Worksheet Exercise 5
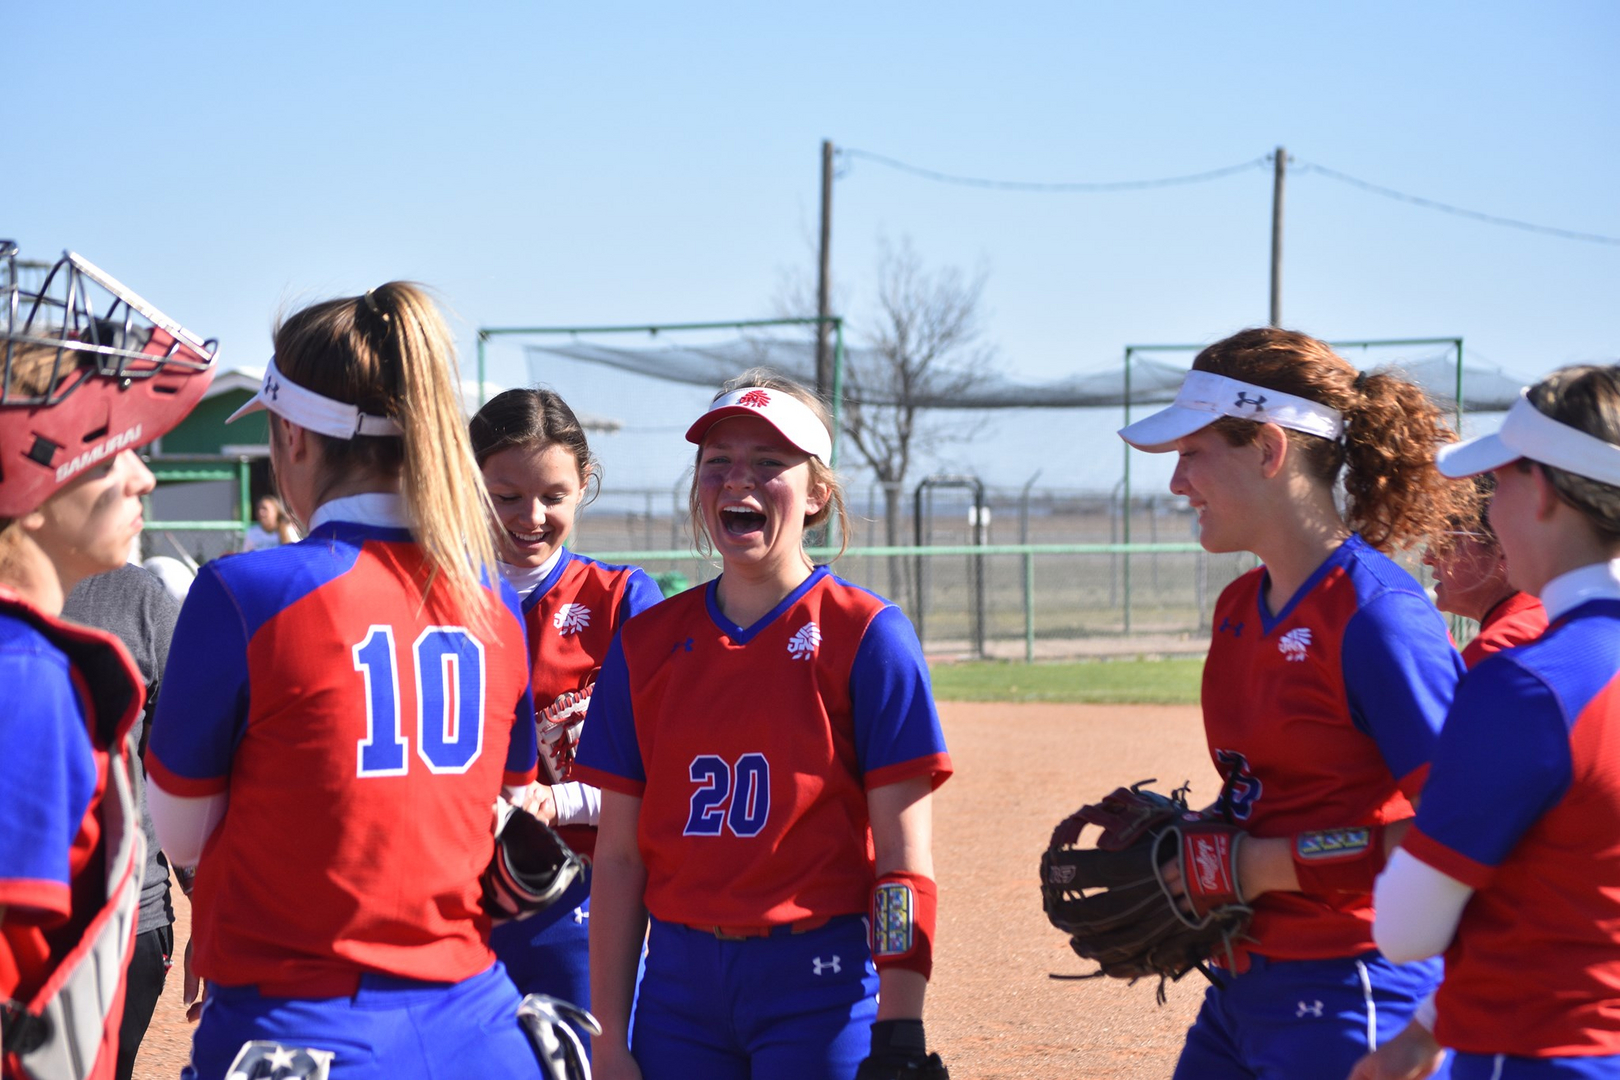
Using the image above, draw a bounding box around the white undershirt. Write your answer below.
[1374,558,1620,965]
[497,548,564,599]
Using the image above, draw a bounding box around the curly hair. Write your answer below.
[1195,327,1477,553]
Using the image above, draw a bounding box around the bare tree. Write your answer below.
[779,235,995,603]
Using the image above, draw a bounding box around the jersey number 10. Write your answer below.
[352,624,487,777]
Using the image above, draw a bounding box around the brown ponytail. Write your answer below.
[1197,327,1477,553]
[273,282,498,618]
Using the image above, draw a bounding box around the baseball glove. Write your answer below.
[1040,780,1252,1002]
[537,685,591,783]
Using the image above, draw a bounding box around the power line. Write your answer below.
[837,145,1620,247]
[836,148,1270,192]
[1293,160,1620,247]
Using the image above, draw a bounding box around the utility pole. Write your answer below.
[816,139,834,398]
[1270,145,1286,328]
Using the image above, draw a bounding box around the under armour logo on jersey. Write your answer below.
[669,636,695,655]
[1296,999,1324,1019]
[738,389,772,408]
[812,955,841,976]
[1218,617,1244,637]
[552,603,592,635]
[787,621,822,660]
[1234,391,1267,412]
[1277,627,1313,662]
[572,906,588,925]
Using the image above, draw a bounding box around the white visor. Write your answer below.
[1118,370,1345,453]
[685,386,832,461]
[226,355,403,440]
[1437,391,1620,485]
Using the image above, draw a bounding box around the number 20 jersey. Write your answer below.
[573,568,952,929]
[147,520,538,995]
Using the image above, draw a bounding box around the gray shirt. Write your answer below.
[62,564,181,935]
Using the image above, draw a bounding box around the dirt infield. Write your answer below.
[135,701,1214,1079]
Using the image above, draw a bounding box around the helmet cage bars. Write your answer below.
[2,241,217,407]
[0,241,218,517]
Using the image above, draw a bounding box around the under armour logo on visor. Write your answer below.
[265,375,281,401]
[738,389,772,408]
[1234,392,1266,412]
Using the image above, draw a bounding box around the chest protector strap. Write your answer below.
[5,752,144,1080]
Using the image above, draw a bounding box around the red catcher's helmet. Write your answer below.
[1,242,218,517]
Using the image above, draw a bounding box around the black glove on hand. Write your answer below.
[854,1020,949,1080]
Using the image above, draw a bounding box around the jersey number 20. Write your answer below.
[684,753,771,837]
[352,624,486,777]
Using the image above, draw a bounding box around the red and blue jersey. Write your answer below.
[1406,598,1620,1057]
[1460,590,1548,668]
[146,514,538,997]
[516,549,661,858]
[519,550,663,695]
[1202,535,1463,962]
[572,567,951,929]
[0,589,141,1001]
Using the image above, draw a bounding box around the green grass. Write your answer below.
[928,656,1204,705]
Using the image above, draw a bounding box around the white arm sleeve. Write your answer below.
[1373,848,1475,963]
[148,786,229,868]
[549,782,602,827]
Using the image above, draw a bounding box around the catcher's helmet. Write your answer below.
[1,241,217,517]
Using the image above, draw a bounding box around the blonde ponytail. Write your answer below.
[273,283,498,621]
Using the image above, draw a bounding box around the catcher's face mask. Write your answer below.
[1,242,218,517]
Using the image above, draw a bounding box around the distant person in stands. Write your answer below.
[1422,476,1548,668]
[242,494,298,550]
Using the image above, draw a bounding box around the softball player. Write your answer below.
[470,388,663,1029]
[1422,478,1547,668]
[144,283,547,1080]
[1118,328,1474,1079]
[0,242,215,1080]
[1355,365,1620,1080]
[573,371,952,1080]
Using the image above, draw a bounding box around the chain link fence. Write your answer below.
[573,483,1266,659]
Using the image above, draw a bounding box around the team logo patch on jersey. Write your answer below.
[787,621,822,660]
[552,603,592,635]
[1277,627,1312,661]
[872,881,914,958]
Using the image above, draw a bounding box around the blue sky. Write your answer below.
[10,2,1617,493]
